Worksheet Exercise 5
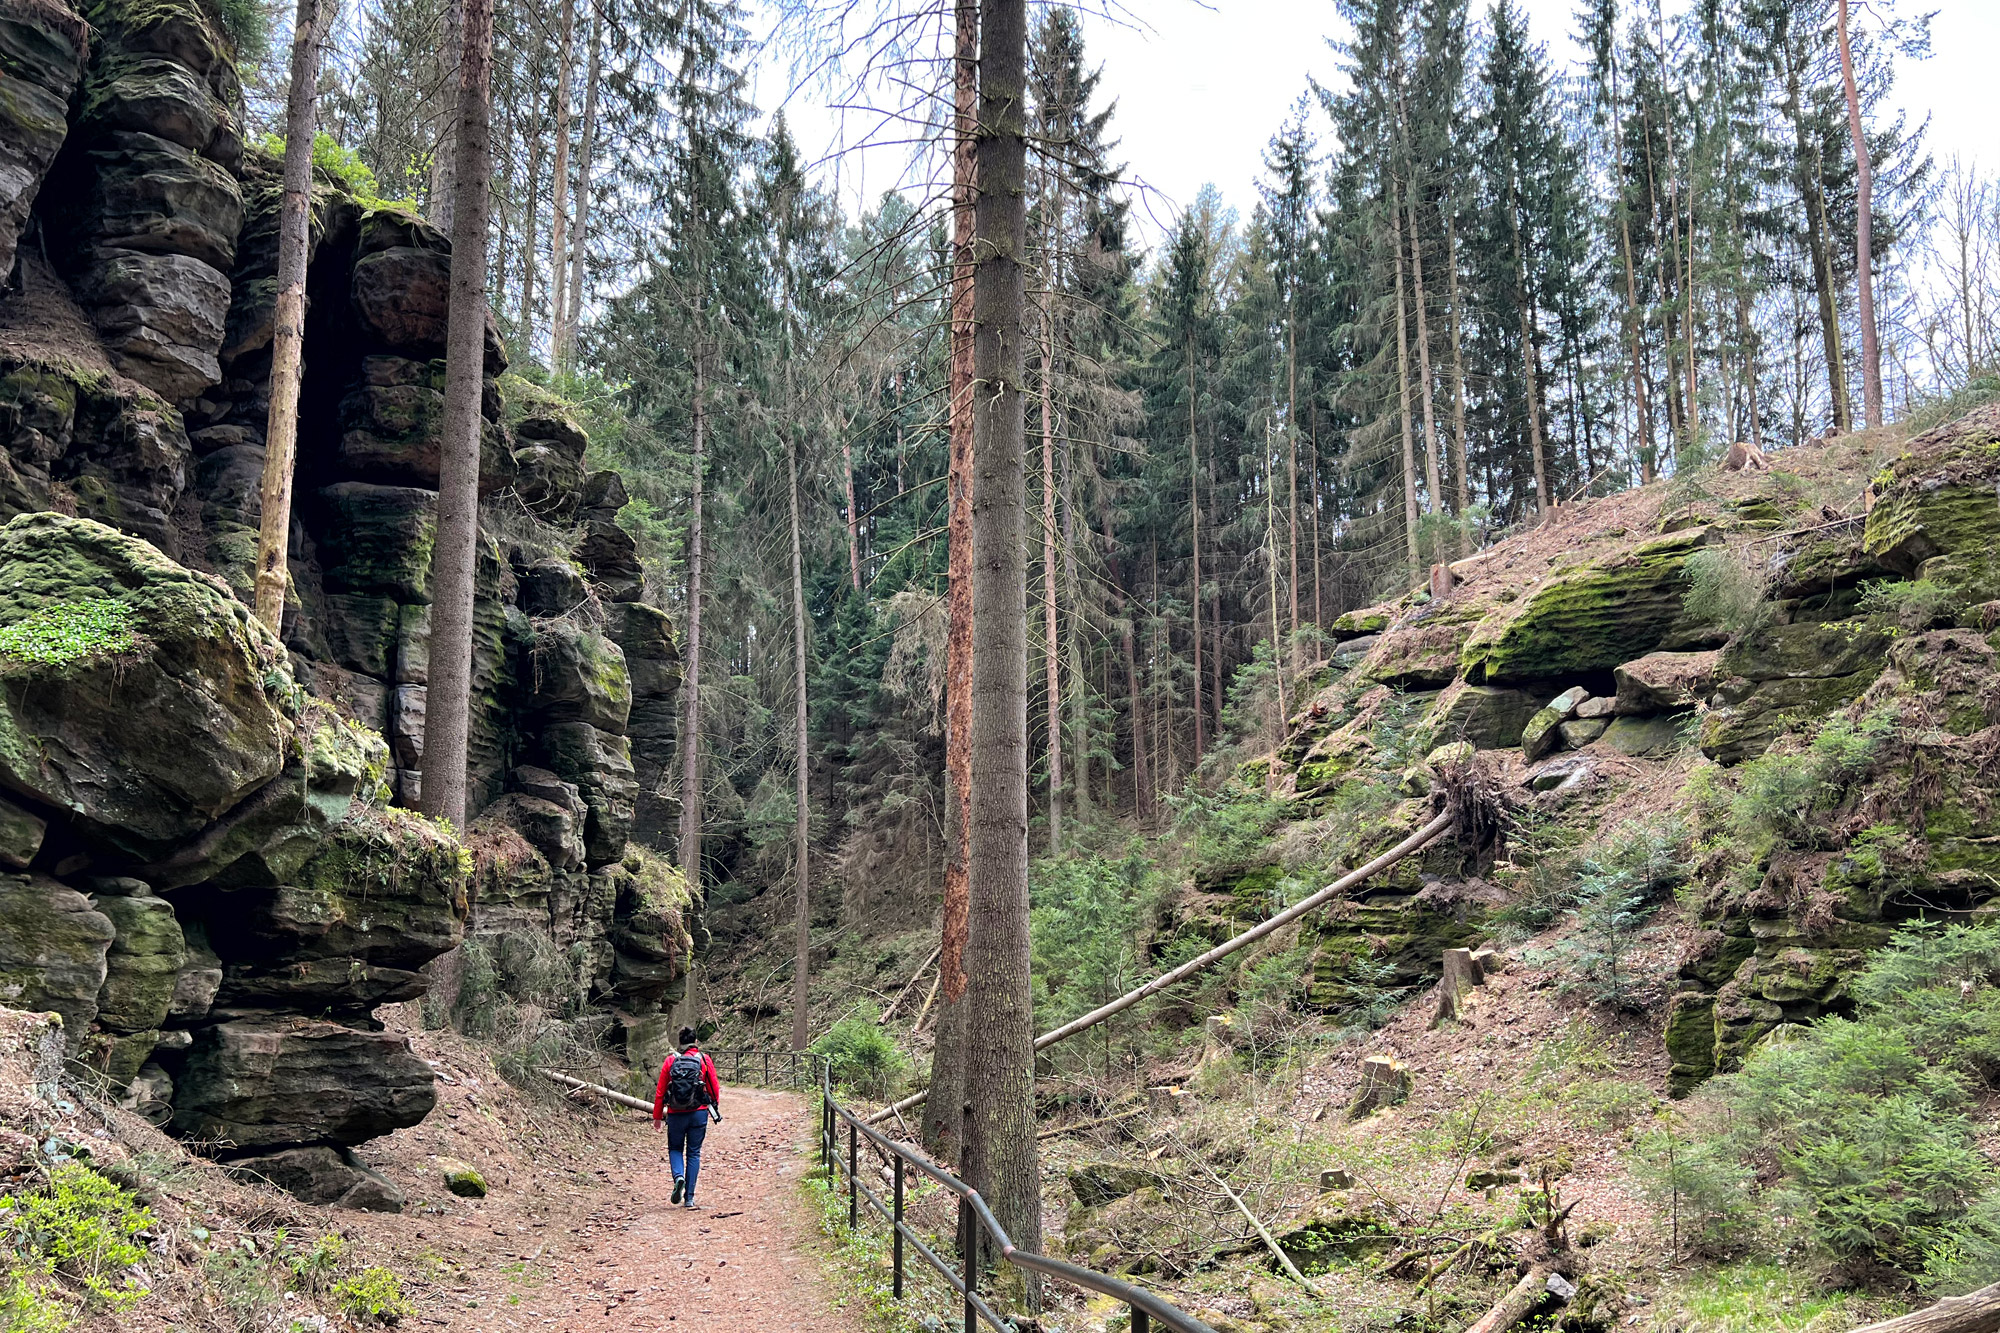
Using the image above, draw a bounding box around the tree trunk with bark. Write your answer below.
[252,0,323,633]
[417,0,492,830]
[921,0,977,1164]
[677,352,707,888]
[1443,212,1471,517]
[962,0,1041,1263]
[1405,183,1443,514]
[545,0,575,353]
[786,416,812,1053]
[1391,185,1421,562]
[1835,0,1881,427]
[555,10,601,373]
[1040,272,1061,856]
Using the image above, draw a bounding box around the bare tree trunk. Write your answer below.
[1187,341,1204,763]
[1443,211,1471,516]
[1506,165,1551,515]
[518,99,543,344]
[556,9,601,373]
[786,416,812,1053]
[1391,185,1421,562]
[1835,0,1881,428]
[1264,432,1286,760]
[1309,405,1322,619]
[677,352,707,889]
[418,0,493,830]
[963,0,1041,1263]
[1406,185,1443,514]
[921,0,976,1164]
[843,435,861,590]
[546,0,575,356]
[1062,439,1086,822]
[1107,513,1147,822]
[1040,258,1061,856]
[1285,318,1299,646]
[252,0,322,633]
[428,0,462,232]
[1849,1280,2000,1333]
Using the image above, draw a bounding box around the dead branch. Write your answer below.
[1849,1283,2000,1333]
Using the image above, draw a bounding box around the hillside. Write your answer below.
[703,402,2000,1330]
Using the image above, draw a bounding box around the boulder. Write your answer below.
[0,794,46,868]
[67,248,232,401]
[523,622,631,733]
[317,592,399,678]
[0,875,113,1046]
[1719,620,1892,683]
[1614,650,1721,714]
[0,2,85,274]
[165,919,220,1023]
[1573,695,1616,720]
[394,603,429,684]
[517,557,589,618]
[90,889,185,1033]
[476,791,585,872]
[537,722,636,865]
[512,442,586,520]
[0,513,291,856]
[1520,707,1564,762]
[336,382,515,494]
[1863,404,2000,603]
[315,482,436,603]
[172,1014,436,1149]
[350,243,507,373]
[1068,1161,1161,1209]
[440,1159,487,1198]
[1600,713,1689,758]
[59,131,243,272]
[1558,718,1608,749]
[577,517,644,603]
[1418,681,1538,750]
[1699,673,1878,765]
[1459,529,1716,683]
[227,1144,405,1211]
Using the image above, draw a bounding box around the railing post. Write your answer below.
[765,1050,772,1086]
[959,1198,978,1333]
[735,1050,744,1084]
[848,1119,859,1228]
[1132,1308,1150,1333]
[892,1157,904,1299]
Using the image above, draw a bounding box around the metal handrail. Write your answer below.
[816,1061,1216,1333]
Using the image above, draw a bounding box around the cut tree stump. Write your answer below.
[1433,947,1486,1027]
[1849,1281,2000,1333]
[1347,1056,1410,1119]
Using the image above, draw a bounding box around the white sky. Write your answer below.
[750,0,1996,253]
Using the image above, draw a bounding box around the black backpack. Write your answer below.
[663,1050,707,1112]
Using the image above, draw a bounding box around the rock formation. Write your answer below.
[0,0,689,1210]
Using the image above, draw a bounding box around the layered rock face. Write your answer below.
[0,0,689,1208]
[1264,411,2000,1087]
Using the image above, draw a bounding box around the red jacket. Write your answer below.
[652,1045,721,1120]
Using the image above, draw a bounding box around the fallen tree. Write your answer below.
[867,809,1458,1124]
[1850,1284,2000,1333]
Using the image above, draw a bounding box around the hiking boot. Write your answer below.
[671,1176,685,1204]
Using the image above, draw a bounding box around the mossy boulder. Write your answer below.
[1460,529,1716,683]
[1270,1199,1399,1275]
[1600,713,1690,757]
[0,512,292,855]
[1614,650,1721,714]
[1864,404,2000,603]
[315,482,437,604]
[1699,672,1877,765]
[1329,605,1392,638]
[1360,617,1473,690]
[1417,681,1541,750]
[1719,620,1891,682]
[440,1159,488,1198]
[0,874,113,1048]
[1068,1161,1161,1209]
[90,887,184,1033]
[524,622,632,734]
[1664,991,1718,1097]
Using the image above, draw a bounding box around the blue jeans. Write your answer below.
[667,1108,709,1201]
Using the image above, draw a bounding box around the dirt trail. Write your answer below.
[436,1088,866,1333]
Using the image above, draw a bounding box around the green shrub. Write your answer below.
[1530,866,1654,1009]
[812,1012,909,1100]
[1629,1125,1759,1258]
[1725,710,1895,857]
[1682,545,1771,636]
[1657,924,2000,1283]
[333,1267,413,1324]
[286,1233,346,1297]
[1859,578,1964,631]
[1030,853,1149,1058]
[0,1164,153,1312]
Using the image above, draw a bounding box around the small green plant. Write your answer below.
[1534,867,1655,1009]
[812,1011,910,1100]
[286,1233,346,1297]
[0,600,138,667]
[0,1164,153,1312]
[0,1266,69,1333]
[333,1267,413,1324]
[1629,1119,1759,1258]
[1859,578,1964,631]
[1682,544,1771,636]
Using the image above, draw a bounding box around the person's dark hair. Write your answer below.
[679,1027,697,1047]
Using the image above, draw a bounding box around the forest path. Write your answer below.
[436,1088,867,1332]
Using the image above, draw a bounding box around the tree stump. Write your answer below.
[1347,1055,1410,1119]
[1430,562,1457,599]
[1433,947,1485,1027]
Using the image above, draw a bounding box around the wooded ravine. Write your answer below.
[0,0,1998,1329]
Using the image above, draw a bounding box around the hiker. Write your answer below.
[651,1028,722,1208]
